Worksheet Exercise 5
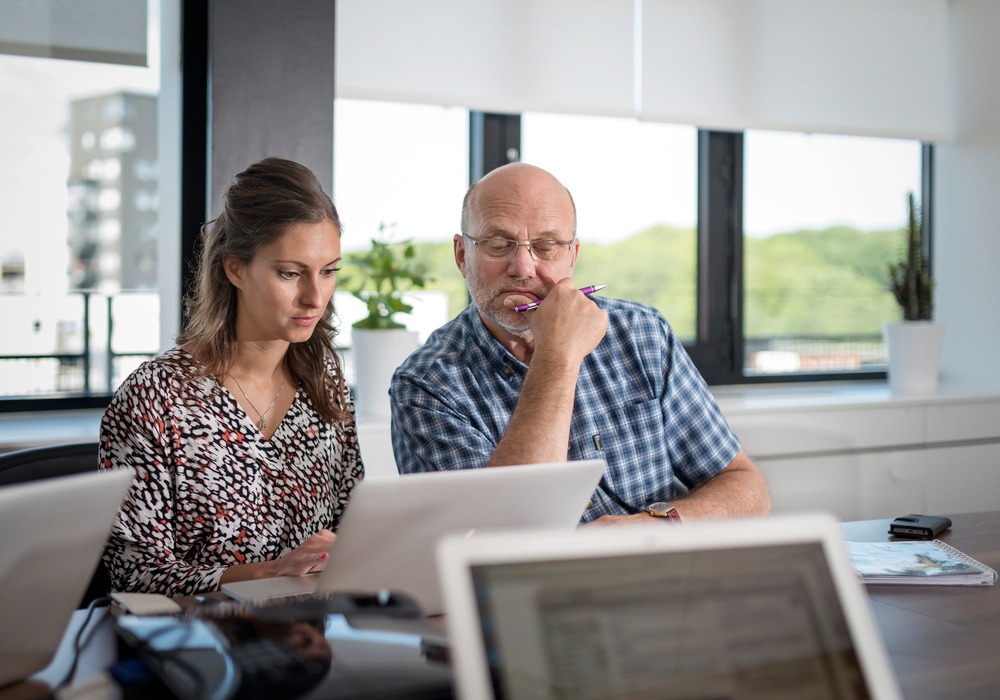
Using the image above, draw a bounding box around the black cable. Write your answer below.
[598,476,641,515]
[50,596,112,693]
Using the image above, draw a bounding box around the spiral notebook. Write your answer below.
[845,539,998,586]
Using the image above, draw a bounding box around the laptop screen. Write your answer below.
[469,542,871,699]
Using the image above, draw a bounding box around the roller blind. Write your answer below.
[0,0,147,66]
[336,0,950,141]
[336,0,634,117]
[641,0,949,141]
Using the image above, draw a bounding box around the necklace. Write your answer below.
[231,375,286,432]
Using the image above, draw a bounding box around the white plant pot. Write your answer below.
[352,328,420,421]
[882,321,944,394]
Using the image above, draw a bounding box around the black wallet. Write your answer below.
[888,513,952,539]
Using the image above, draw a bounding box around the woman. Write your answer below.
[99,157,363,596]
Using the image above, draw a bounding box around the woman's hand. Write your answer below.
[218,528,336,586]
[271,529,336,577]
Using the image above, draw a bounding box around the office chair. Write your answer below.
[0,442,114,607]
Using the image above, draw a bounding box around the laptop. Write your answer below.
[437,512,903,700]
[0,468,134,687]
[222,460,607,616]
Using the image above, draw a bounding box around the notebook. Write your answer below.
[222,459,607,616]
[437,512,903,700]
[845,539,998,586]
[0,468,134,687]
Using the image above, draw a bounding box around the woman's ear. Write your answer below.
[223,255,245,288]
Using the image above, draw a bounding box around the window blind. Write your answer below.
[0,0,147,67]
[337,0,950,141]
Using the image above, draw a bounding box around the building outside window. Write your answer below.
[0,0,160,400]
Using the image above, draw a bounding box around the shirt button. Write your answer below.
[502,367,512,376]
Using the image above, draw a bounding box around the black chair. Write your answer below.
[0,442,114,607]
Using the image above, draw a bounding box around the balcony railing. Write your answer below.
[0,291,158,399]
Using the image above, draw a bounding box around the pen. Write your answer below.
[513,284,607,313]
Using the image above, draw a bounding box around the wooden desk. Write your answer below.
[10,511,1000,699]
[842,510,1000,699]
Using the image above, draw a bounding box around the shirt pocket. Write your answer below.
[572,397,672,503]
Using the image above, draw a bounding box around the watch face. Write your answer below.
[645,502,681,521]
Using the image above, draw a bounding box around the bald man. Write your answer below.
[390,163,769,524]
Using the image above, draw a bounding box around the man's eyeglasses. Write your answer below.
[462,234,575,261]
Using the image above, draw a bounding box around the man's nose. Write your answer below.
[506,243,536,276]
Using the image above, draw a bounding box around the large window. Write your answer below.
[332,99,469,384]
[331,106,928,387]
[742,131,923,377]
[0,3,162,404]
[521,113,699,340]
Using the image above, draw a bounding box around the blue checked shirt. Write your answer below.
[389,297,740,523]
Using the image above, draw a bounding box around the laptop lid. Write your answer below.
[437,512,902,700]
[0,468,133,686]
[222,459,607,615]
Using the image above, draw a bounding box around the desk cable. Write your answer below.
[49,596,113,695]
[598,476,641,515]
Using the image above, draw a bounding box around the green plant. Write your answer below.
[342,223,432,330]
[887,191,934,321]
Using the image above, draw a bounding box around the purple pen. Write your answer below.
[513,284,607,313]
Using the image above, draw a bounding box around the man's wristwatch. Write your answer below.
[644,501,681,522]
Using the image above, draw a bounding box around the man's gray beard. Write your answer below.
[467,282,533,339]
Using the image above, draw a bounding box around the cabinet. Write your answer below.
[716,387,1000,521]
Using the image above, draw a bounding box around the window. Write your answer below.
[0,1,165,404]
[521,113,699,340]
[332,99,469,383]
[742,131,923,378]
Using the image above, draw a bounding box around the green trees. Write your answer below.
[402,223,902,342]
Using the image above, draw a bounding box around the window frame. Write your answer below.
[466,118,934,387]
[0,103,933,413]
[696,134,934,386]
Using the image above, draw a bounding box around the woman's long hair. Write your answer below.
[177,157,349,422]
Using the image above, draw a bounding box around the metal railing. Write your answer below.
[0,291,158,398]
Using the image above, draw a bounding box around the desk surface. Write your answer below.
[842,510,1000,699]
[11,510,1000,699]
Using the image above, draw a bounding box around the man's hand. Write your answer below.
[526,278,608,366]
[488,279,607,467]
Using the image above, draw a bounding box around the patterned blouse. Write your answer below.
[99,347,364,597]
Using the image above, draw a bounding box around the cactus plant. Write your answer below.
[887,191,933,321]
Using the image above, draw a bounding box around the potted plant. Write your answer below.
[883,192,943,393]
[342,223,431,419]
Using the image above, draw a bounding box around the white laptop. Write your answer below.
[221,459,606,616]
[437,512,903,700]
[0,468,134,687]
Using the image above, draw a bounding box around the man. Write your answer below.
[390,163,770,523]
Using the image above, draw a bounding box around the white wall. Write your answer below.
[935,0,1000,392]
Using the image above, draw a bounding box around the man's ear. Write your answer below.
[567,238,580,275]
[223,255,245,288]
[453,234,468,277]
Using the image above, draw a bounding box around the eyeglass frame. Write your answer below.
[460,233,577,261]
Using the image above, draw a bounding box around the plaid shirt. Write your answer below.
[390,297,740,523]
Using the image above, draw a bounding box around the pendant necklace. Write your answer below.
[231,375,285,431]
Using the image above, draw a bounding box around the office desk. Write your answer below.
[842,510,1000,699]
[10,511,1000,699]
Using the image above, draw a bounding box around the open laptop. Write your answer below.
[222,460,606,616]
[437,512,903,700]
[0,467,134,687]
